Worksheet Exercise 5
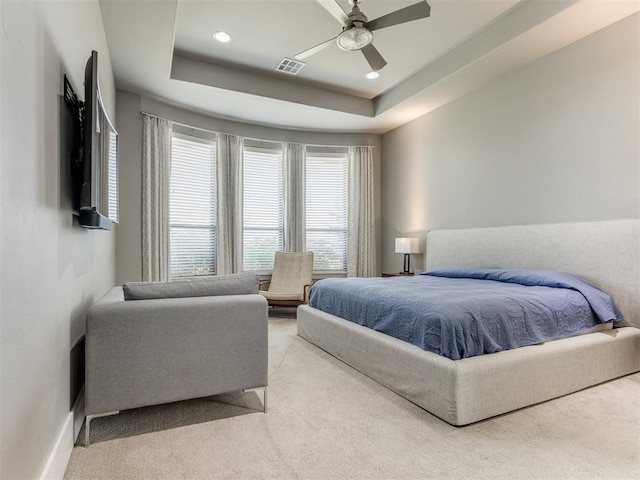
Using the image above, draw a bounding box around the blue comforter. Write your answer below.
[308,268,622,360]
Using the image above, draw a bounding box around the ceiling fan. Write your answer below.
[294,0,431,72]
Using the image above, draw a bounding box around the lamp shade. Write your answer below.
[395,237,421,254]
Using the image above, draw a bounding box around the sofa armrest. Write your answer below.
[85,292,268,416]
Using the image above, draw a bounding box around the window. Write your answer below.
[167,129,354,277]
[305,152,348,272]
[106,128,119,223]
[170,135,216,277]
[243,146,284,272]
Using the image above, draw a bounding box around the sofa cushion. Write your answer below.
[123,272,259,300]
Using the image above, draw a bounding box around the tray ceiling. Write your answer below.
[99,0,640,133]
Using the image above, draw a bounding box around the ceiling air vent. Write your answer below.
[276,58,306,75]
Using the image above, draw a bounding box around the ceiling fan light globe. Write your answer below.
[337,27,373,51]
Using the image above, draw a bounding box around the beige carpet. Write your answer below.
[65,309,640,479]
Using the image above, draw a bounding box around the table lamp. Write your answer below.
[395,237,422,273]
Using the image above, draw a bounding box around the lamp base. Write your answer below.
[403,253,410,273]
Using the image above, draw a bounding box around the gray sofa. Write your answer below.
[84,272,268,446]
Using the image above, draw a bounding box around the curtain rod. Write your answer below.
[140,111,375,149]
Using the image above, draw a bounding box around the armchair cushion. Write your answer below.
[259,290,305,301]
[259,252,314,306]
[123,272,259,301]
[266,252,313,295]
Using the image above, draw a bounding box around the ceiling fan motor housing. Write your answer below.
[346,3,368,26]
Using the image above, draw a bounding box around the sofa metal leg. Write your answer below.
[263,387,268,414]
[243,387,268,414]
[84,411,119,447]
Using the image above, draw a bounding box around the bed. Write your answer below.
[297,219,640,426]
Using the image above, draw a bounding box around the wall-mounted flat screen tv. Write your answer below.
[76,50,118,230]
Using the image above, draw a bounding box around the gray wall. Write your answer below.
[115,93,383,284]
[380,14,640,274]
[0,1,116,478]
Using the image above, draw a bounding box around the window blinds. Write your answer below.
[107,129,119,223]
[306,154,347,272]
[243,147,284,272]
[169,135,217,277]
[168,133,352,276]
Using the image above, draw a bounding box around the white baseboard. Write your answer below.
[73,387,85,440]
[39,388,84,480]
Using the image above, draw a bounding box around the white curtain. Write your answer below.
[216,133,244,274]
[347,146,377,277]
[283,143,306,252]
[141,115,172,282]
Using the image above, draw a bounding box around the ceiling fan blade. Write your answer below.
[361,44,387,71]
[315,0,349,25]
[365,1,431,32]
[294,36,337,60]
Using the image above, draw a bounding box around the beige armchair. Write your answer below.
[259,252,314,307]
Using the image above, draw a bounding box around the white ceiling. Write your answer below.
[99,0,640,134]
[173,0,519,98]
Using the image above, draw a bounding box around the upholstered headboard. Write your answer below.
[426,219,640,328]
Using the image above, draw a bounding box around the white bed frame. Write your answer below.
[298,219,640,426]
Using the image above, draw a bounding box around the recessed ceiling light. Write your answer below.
[366,71,380,79]
[213,31,231,43]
